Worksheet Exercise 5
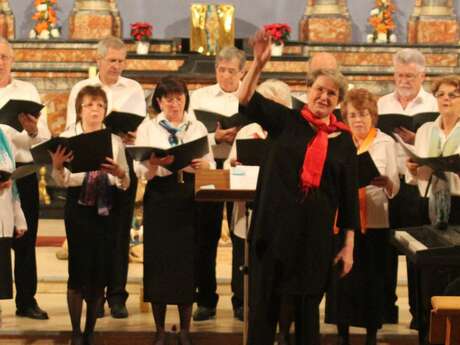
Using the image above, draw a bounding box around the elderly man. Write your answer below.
[0,38,50,320]
[189,46,246,321]
[66,36,146,319]
[378,48,438,328]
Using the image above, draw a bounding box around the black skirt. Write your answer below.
[0,238,12,299]
[64,186,117,291]
[325,228,389,329]
[143,173,196,305]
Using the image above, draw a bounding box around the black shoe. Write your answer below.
[233,306,243,321]
[69,334,84,345]
[178,330,193,345]
[365,334,377,345]
[83,332,95,345]
[409,317,418,330]
[96,303,105,318]
[192,306,216,321]
[110,304,128,318]
[277,333,291,345]
[16,305,49,320]
[336,336,350,345]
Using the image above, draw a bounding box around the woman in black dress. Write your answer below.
[50,86,130,345]
[239,31,360,345]
[325,89,400,345]
[134,77,214,345]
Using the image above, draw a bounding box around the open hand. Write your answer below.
[18,113,39,137]
[49,145,73,171]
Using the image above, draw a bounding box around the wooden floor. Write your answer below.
[0,220,420,344]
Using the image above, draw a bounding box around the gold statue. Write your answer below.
[38,166,51,205]
[190,4,235,55]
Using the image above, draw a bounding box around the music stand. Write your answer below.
[195,169,255,345]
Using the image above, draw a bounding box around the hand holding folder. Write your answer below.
[127,135,209,171]
[394,133,460,173]
[31,129,113,173]
[0,99,44,131]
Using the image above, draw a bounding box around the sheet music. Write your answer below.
[394,231,428,254]
[230,165,259,190]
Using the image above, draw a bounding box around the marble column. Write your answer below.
[0,0,14,40]
[408,0,458,44]
[68,0,122,40]
[299,0,352,43]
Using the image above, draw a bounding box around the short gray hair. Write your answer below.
[257,79,292,108]
[215,46,246,71]
[96,36,126,58]
[0,37,13,57]
[393,48,426,72]
[307,69,348,103]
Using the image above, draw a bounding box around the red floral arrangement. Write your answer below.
[263,23,291,46]
[130,22,153,42]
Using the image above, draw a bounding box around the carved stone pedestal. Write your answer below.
[299,0,351,43]
[408,0,458,44]
[0,0,14,39]
[68,0,122,40]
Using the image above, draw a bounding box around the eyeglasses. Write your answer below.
[216,66,240,76]
[0,54,12,62]
[395,72,419,81]
[434,91,460,100]
[347,112,371,119]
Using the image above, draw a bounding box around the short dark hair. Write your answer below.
[75,85,108,122]
[151,76,190,113]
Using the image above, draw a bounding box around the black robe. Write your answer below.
[240,93,360,345]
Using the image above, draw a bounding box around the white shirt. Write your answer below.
[0,131,27,238]
[378,87,439,174]
[66,75,147,129]
[363,130,400,229]
[406,117,460,197]
[0,79,50,163]
[223,123,267,239]
[189,83,240,149]
[51,123,130,190]
[377,87,438,115]
[134,111,214,180]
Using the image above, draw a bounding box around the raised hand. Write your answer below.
[250,29,272,69]
[49,145,73,171]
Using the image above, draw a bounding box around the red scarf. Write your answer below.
[300,106,350,193]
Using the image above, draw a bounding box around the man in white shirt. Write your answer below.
[378,48,438,328]
[0,38,50,320]
[66,36,147,319]
[189,46,245,321]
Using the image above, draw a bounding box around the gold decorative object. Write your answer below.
[190,3,235,56]
[38,166,51,205]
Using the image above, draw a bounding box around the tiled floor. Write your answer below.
[0,219,417,339]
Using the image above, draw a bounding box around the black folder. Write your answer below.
[194,110,247,133]
[378,112,439,136]
[103,111,145,134]
[0,164,40,182]
[127,135,209,171]
[394,134,460,173]
[357,151,381,188]
[0,99,44,132]
[31,129,113,173]
[236,138,268,166]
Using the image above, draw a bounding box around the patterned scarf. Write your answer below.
[78,170,112,216]
[159,119,190,147]
[426,122,460,228]
[0,128,18,200]
[300,106,350,193]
